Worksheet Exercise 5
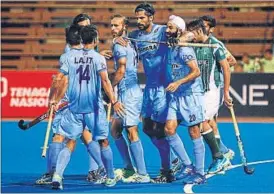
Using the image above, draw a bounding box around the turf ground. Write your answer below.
[1,121,274,193]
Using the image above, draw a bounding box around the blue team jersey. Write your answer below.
[59,48,107,113]
[113,40,138,92]
[167,46,204,96]
[129,24,168,87]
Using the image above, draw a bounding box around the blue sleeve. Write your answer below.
[113,44,127,62]
[64,44,71,53]
[59,54,69,75]
[180,47,197,64]
[96,55,107,73]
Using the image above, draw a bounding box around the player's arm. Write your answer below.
[219,59,233,107]
[225,49,237,67]
[166,60,200,93]
[99,71,125,117]
[112,57,126,87]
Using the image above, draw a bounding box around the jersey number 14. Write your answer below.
[76,65,90,84]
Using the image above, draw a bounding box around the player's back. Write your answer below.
[113,42,138,92]
[130,24,168,87]
[60,48,105,113]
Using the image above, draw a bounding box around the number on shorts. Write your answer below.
[189,114,196,123]
[76,65,90,84]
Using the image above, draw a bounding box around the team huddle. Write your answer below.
[35,3,237,190]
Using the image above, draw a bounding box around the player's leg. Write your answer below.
[35,108,66,185]
[51,110,85,190]
[111,119,135,177]
[82,129,106,184]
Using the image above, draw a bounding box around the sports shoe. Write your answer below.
[122,173,150,183]
[114,168,135,179]
[52,173,63,190]
[224,149,235,160]
[183,172,206,185]
[151,169,175,183]
[104,174,122,187]
[176,164,195,180]
[35,173,53,185]
[207,157,230,174]
[171,158,183,176]
[86,168,106,184]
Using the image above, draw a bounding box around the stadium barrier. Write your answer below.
[1,71,274,118]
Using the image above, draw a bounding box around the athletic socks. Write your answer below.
[88,154,99,172]
[202,129,223,159]
[129,140,147,175]
[215,136,229,154]
[170,149,178,163]
[166,133,192,166]
[86,141,104,168]
[193,137,205,175]
[151,137,171,170]
[101,146,115,179]
[47,142,64,174]
[55,147,71,177]
[115,136,134,170]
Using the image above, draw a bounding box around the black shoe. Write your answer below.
[35,173,53,185]
[151,169,175,183]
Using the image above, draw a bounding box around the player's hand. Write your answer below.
[224,93,233,108]
[166,81,180,93]
[167,37,179,47]
[100,50,113,59]
[113,37,128,47]
[113,101,126,118]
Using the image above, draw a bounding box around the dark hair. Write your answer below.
[187,18,207,35]
[265,49,273,54]
[111,14,129,26]
[200,15,216,28]
[135,3,155,16]
[73,13,91,25]
[65,24,81,45]
[80,25,98,44]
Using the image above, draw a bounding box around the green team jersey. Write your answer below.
[194,36,226,92]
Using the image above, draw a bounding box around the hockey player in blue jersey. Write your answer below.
[110,14,150,183]
[49,25,125,189]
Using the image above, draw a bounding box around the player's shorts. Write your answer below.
[52,102,69,134]
[141,85,168,123]
[167,93,205,127]
[204,86,223,120]
[113,85,143,127]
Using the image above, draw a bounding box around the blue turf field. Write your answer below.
[1,121,274,193]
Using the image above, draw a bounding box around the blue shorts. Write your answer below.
[52,105,69,134]
[167,93,205,127]
[141,86,168,123]
[114,85,142,127]
[58,107,108,140]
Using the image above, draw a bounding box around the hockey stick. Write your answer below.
[107,103,112,122]
[41,105,55,158]
[229,106,255,175]
[124,37,218,48]
[18,102,68,130]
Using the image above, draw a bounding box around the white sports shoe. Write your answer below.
[224,149,235,160]
[122,173,150,183]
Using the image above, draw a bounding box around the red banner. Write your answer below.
[1,71,57,118]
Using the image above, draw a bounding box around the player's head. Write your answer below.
[73,13,91,27]
[111,14,129,38]
[200,15,216,35]
[264,49,273,60]
[135,3,155,30]
[80,25,99,46]
[65,24,81,46]
[166,15,186,38]
[187,18,207,43]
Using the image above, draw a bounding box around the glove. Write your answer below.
[167,37,179,47]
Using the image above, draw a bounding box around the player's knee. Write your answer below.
[188,125,201,139]
[111,129,122,140]
[66,139,76,152]
[98,139,109,147]
[52,134,65,143]
[127,126,139,142]
[164,125,176,136]
[81,129,92,145]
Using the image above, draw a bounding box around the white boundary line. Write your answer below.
[183,159,274,193]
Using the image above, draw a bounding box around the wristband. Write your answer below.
[112,101,118,106]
